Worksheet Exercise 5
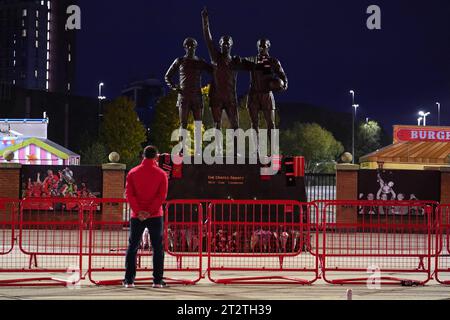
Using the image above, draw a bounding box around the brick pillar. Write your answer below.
[0,163,22,199]
[335,164,360,224]
[439,167,450,204]
[102,163,126,221]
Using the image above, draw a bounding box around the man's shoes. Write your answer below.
[123,281,135,288]
[152,280,168,288]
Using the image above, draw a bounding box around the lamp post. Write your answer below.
[98,82,104,98]
[350,90,356,164]
[419,111,430,126]
[98,82,106,134]
[98,82,106,115]
[437,102,441,126]
[352,104,359,163]
[417,117,423,126]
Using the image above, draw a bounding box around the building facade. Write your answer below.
[121,78,164,129]
[0,0,76,93]
[0,86,99,153]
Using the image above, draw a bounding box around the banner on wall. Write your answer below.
[358,169,440,215]
[21,165,102,210]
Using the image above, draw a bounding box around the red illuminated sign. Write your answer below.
[394,126,450,143]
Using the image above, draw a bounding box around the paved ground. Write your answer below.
[1,228,448,300]
[0,276,449,300]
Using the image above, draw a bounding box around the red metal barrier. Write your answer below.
[0,198,17,257]
[436,205,450,285]
[0,199,20,286]
[207,200,319,284]
[2,197,447,287]
[87,199,203,286]
[320,200,435,286]
[0,198,85,287]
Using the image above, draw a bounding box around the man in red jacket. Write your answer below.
[124,146,169,288]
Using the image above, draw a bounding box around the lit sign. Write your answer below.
[394,125,450,143]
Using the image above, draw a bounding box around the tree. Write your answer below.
[281,123,344,173]
[80,141,108,165]
[100,97,147,168]
[149,90,180,153]
[355,120,382,162]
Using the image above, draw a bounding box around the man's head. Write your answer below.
[183,38,198,56]
[257,38,271,56]
[144,146,159,160]
[219,36,233,55]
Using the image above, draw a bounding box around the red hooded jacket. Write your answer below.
[126,159,169,219]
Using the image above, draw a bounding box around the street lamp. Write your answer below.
[352,103,359,165]
[417,117,423,126]
[350,90,355,105]
[419,111,430,126]
[98,82,106,117]
[98,82,106,100]
[350,90,356,164]
[437,102,441,126]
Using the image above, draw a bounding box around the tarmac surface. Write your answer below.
[0,276,449,300]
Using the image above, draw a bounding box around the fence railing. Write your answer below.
[436,205,450,285]
[206,200,319,284]
[0,198,448,287]
[319,200,437,286]
[305,174,336,223]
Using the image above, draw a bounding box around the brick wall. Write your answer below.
[0,164,21,199]
[440,169,450,204]
[102,163,126,222]
[336,164,359,224]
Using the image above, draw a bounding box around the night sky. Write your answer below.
[75,0,450,131]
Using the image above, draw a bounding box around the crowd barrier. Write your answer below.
[0,198,85,286]
[87,199,203,286]
[207,200,319,284]
[436,205,450,285]
[0,198,448,287]
[0,199,19,286]
[319,200,436,286]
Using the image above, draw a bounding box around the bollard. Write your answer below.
[347,289,353,301]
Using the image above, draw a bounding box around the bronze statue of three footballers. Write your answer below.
[165,7,288,143]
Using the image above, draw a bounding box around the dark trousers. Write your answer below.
[124,216,164,284]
